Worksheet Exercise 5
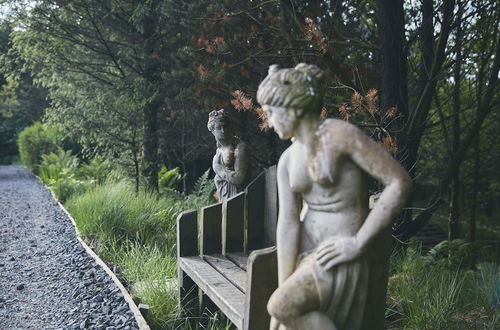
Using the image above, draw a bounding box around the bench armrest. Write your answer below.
[244,247,277,330]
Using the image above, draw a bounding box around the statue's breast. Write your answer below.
[288,146,314,193]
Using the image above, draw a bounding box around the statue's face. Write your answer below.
[262,105,298,140]
[211,121,230,144]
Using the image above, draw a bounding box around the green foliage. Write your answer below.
[78,156,114,185]
[0,21,48,162]
[184,168,216,208]
[387,243,500,329]
[63,169,219,329]
[388,245,465,329]
[474,263,500,310]
[65,181,181,247]
[99,240,179,329]
[17,122,62,173]
[424,239,475,271]
[39,148,84,201]
[158,166,184,193]
[39,148,79,183]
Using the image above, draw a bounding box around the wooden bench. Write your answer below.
[177,166,278,329]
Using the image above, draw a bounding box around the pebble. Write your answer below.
[0,166,140,329]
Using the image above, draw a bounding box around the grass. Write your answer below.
[66,181,180,248]
[387,243,500,329]
[97,240,179,328]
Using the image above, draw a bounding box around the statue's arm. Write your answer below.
[316,121,412,270]
[231,142,248,185]
[212,143,248,185]
[346,124,412,250]
[276,149,302,285]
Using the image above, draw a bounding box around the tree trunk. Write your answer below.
[141,9,161,191]
[376,0,410,229]
[376,0,408,121]
[449,1,463,240]
[469,134,479,242]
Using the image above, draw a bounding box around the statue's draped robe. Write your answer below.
[297,251,369,330]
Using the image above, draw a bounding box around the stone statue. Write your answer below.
[256,64,412,330]
[207,109,248,202]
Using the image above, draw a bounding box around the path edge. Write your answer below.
[38,176,151,330]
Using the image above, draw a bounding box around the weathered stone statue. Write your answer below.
[256,64,412,330]
[207,109,248,202]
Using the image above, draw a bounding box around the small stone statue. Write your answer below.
[256,64,412,330]
[207,109,248,202]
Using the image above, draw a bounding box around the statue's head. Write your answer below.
[256,63,325,139]
[207,109,231,145]
[257,63,325,114]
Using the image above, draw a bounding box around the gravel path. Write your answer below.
[0,166,139,330]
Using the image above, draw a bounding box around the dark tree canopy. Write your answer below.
[0,0,498,240]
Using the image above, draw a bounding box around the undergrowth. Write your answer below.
[65,175,222,329]
[387,242,500,329]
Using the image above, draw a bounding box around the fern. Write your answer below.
[184,169,215,208]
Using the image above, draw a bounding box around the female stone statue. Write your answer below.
[256,64,412,330]
[207,109,248,202]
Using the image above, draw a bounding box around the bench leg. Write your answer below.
[179,267,200,318]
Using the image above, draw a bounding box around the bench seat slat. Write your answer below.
[204,254,247,294]
[179,256,245,329]
[226,252,248,271]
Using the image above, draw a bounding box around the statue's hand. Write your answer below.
[315,236,363,271]
[270,317,280,330]
[212,153,226,175]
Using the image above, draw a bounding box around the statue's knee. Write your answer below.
[267,288,293,322]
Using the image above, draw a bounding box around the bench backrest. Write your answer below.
[203,165,278,256]
[178,166,278,257]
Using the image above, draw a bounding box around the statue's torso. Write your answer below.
[286,141,369,252]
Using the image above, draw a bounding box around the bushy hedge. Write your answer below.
[17,122,62,173]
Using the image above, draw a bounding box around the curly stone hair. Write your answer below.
[207,109,229,132]
[256,63,325,114]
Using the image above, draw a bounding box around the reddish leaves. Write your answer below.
[380,136,397,153]
[230,90,254,111]
[230,90,269,131]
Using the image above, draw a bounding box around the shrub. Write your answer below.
[39,148,86,201]
[39,148,79,183]
[158,166,184,191]
[17,122,62,173]
[184,168,216,208]
[424,239,475,271]
[78,156,114,185]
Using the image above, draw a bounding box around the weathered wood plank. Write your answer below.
[244,247,278,330]
[202,203,222,255]
[177,209,198,257]
[204,254,247,293]
[179,256,245,329]
[263,166,278,247]
[226,252,248,271]
[245,172,265,251]
[178,267,199,318]
[224,192,245,254]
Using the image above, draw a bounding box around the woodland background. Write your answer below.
[0,0,499,243]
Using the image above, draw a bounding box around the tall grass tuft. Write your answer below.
[65,181,181,247]
[387,244,466,329]
[98,240,179,329]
